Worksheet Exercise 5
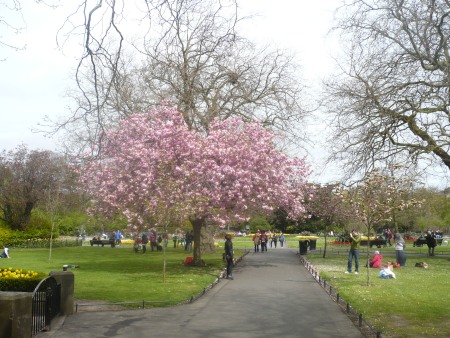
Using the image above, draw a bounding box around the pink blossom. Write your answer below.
[78,106,311,228]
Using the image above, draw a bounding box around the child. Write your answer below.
[379,264,396,279]
[369,251,383,268]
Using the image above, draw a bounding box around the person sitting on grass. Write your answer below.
[368,251,383,268]
[0,245,10,258]
[379,264,396,279]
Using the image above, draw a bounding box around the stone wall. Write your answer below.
[0,270,74,338]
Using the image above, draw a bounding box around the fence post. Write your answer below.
[49,271,74,315]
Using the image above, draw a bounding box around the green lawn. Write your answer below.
[2,245,234,305]
[303,241,450,337]
[3,236,450,336]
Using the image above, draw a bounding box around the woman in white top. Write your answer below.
[394,233,406,266]
[0,245,10,258]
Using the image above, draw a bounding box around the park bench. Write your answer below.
[413,235,443,247]
[89,239,115,247]
[361,236,387,248]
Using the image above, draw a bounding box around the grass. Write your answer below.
[2,244,236,306]
[303,243,450,337]
[3,235,450,336]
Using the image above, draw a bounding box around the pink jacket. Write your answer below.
[369,253,383,268]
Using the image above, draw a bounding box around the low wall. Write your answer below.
[0,292,32,338]
[0,270,74,338]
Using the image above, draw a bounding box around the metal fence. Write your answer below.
[32,276,61,336]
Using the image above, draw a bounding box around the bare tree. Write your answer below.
[50,0,306,154]
[138,0,304,133]
[0,0,58,57]
[324,0,450,180]
[0,0,27,54]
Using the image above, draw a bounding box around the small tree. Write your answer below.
[307,183,348,258]
[348,168,422,285]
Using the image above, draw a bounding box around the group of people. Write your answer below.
[140,231,162,253]
[382,228,393,246]
[346,229,407,275]
[171,231,194,251]
[134,230,194,253]
[252,230,285,252]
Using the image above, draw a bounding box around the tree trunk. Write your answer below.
[200,223,215,254]
[191,217,206,266]
[366,230,371,286]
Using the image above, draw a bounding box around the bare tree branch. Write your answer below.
[49,0,307,156]
[325,0,450,181]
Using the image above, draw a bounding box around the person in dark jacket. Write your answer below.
[425,230,436,256]
[260,231,268,252]
[141,233,149,253]
[224,234,234,280]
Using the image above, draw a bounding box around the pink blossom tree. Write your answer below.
[79,106,311,264]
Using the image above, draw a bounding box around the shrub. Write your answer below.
[0,267,47,292]
[0,225,13,246]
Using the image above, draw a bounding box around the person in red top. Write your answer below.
[369,251,383,268]
[260,231,268,252]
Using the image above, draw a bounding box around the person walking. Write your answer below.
[149,231,157,251]
[260,231,268,252]
[224,234,234,280]
[386,228,393,246]
[279,233,285,247]
[273,234,278,248]
[141,233,149,253]
[185,231,194,251]
[253,231,261,252]
[346,230,361,274]
[394,233,407,266]
[115,230,122,246]
[172,233,178,248]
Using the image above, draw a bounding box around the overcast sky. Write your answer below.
[0,0,343,183]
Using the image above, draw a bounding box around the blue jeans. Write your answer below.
[347,249,359,272]
[396,250,407,266]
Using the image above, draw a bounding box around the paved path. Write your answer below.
[42,248,364,338]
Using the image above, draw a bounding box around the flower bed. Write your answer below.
[296,236,320,240]
[328,241,351,245]
[0,267,47,292]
